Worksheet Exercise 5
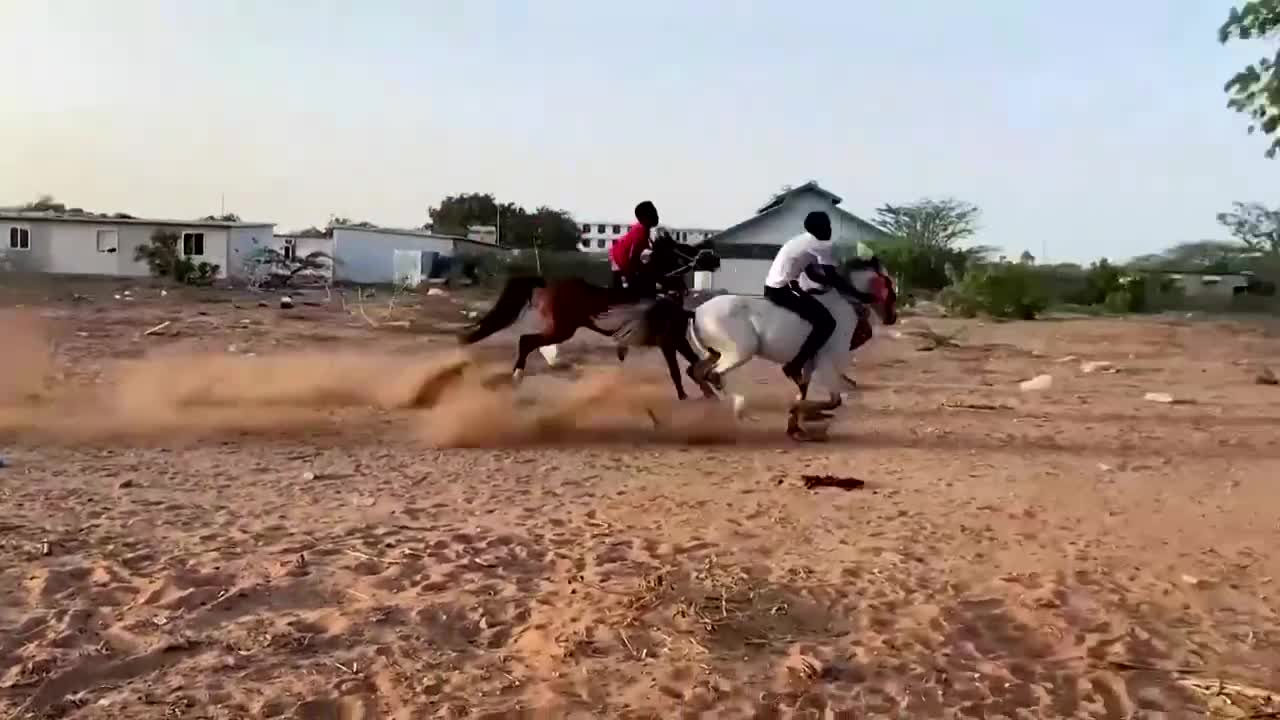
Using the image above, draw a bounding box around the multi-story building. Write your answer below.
[577,221,720,253]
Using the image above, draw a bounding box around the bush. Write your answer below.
[942,263,1049,319]
[134,230,220,285]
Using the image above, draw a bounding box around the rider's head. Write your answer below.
[804,211,832,241]
[635,201,659,229]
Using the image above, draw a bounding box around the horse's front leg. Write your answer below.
[660,341,688,400]
[675,335,716,399]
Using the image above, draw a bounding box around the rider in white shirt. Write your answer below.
[763,211,869,384]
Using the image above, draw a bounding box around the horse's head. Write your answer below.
[844,256,898,325]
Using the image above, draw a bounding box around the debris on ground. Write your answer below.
[800,474,866,491]
[1143,392,1175,404]
[1081,360,1116,374]
[142,320,171,337]
[941,399,1010,411]
[1256,366,1278,386]
[1020,374,1053,392]
[1055,355,1079,363]
[280,296,294,310]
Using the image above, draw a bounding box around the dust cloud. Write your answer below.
[0,313,741,447]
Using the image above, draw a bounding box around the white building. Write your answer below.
[328,224,509,285]
[466,224,498,245]
[0,211,274,280]
[577,220,720,253]
[694,181,890,295]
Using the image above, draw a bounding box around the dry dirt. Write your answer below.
[2,277,1280,719]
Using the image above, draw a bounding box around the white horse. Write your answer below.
[687,258,898,439]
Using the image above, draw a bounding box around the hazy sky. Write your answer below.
[1,1,1273,262]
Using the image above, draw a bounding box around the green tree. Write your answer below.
[134,230,219,284]
[427,193,502,235]
[868,198,990,293]
[1217,201,1280,256]
[20,194,67,212]
[427,193,582,250]
[1220,0,1280,157]
[874,198,981,249]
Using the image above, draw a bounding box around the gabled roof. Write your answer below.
[0,210,273,228]
[712,181,889,244]
[756,181,842,214]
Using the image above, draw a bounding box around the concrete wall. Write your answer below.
[225,225,275,279]
[1167,273,1251,298]
[699,259,774,295]
[0,219,234,277]
[331,227,456,284]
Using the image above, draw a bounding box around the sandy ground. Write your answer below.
[2,277,1280,719]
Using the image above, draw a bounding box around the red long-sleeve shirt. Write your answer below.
[608,222,650,273]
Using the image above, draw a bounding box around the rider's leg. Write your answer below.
[762,286,835,382]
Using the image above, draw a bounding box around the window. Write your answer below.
[8,226,31,250]
[612,224,621,234]
[597,238,606,248]
[611,239,618,246]
[597,224,606,233]
[282,242,295,260]
[581,238,590,248]
[96,229,119,253]
[582,223,590,233]
[181,231,205,256]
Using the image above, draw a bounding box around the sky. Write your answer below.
[0,1,1274,263]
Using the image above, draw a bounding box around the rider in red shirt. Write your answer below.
[609,201,659,294]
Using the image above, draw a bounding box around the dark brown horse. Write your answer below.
[458,235,720,399]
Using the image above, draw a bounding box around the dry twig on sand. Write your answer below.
[800,474,866,490]
[906,325,964,351]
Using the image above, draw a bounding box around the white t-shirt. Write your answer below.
[764,232,835,289]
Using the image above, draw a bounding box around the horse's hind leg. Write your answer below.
[514,329,574,383]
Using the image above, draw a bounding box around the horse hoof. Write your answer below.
[511,369,524,385]
[646,409,662,429]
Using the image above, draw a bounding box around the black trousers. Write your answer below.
[763,284,836,372]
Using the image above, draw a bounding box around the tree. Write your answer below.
[1019,250,1036,265]
[1128,240,1252,272]
[20,194,67,213]
[427,192,582,250]
[873,198,981,249]
[1220,1,1280,157]
[1217,201,1280,255]
[428,193,502,235]
[201,213,241,222]
[245,247,333,287]
[328,216,376,228]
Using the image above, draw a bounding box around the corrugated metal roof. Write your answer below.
[0,211,273,228]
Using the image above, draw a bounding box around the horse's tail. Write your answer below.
[459,276,545,345]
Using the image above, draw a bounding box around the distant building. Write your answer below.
[0,210,274,280]
[1158,270,1254,298]
[327,224,508,285]
[694,181,891,295]
[465,224,498,245]
[577,221,720,253]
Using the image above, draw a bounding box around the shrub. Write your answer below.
[134,230,220,285]
[942,263,1049,319]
